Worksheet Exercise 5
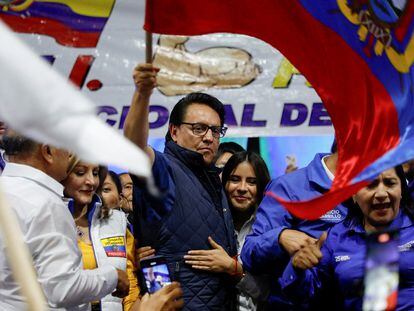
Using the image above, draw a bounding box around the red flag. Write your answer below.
[145,0,413,219]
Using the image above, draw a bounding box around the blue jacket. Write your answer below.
[133,141,237,311]
[241,153,348,309]
[280,211,414,310]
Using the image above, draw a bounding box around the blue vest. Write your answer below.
[134,142,237,310]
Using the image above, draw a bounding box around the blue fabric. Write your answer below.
[408,179,414,202]
[67,194,101,228]
[0,153,5,173]
[241,153,348,309]
[280,211,414,310]
[133,141,237,311]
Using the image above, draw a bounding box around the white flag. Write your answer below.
[0,21,150,177]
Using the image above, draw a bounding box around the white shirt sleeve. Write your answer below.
[20,197,118,308]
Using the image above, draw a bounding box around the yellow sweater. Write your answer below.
[78,229,139,310]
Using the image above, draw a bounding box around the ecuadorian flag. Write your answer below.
[0,0,115,47]
[145,0,413,219]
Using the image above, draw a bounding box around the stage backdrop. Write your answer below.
[0,0,333,138]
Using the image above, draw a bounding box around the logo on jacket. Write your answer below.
[335,255,351,262]
[320,209,343,222]
[101,236,126,258]
[398,240,414,252]
[338,0,413,73]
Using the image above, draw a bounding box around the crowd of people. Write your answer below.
[0,63,413,311]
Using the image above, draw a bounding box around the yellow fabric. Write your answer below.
[78,239,99,305]
[78,229,140,310]
[78,239,97,270]
[123,229,140,311]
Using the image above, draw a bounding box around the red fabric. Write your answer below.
[145,0,400,219]
[1,15,100,47]
[395,1,414,42]
[386,290,398,311]
[69,55,95,89]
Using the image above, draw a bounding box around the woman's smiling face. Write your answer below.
[63,162,100,206]
[225,161,257,212]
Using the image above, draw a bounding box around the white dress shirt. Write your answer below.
[0,163,118,310]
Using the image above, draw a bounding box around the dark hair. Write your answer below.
[222,151,271,208]
[165,92,226,141]
[96,166,111,219]
[98,168,124,219]
[213,142,245,164]
[331,139,337,154]
[347,165,414,224]
[96,166,108,194]
[107,170,122,195]
[3,134,38,157]
[396,165,414,214]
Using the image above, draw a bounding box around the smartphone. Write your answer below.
[363,230,399,311]
[139,255,172,294]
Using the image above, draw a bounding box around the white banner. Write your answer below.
[0,0,334,138]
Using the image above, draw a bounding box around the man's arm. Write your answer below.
[25,200,123,308]
[241,179,316,273]
[279,233,331,304]
[241,179,293,272]
[124,63,159,164]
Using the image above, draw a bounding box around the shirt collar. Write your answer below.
[235,213,256,234]
[349,209,412,234]
[67,194,102,227]
[2,162,64,197]
[307,153,332,190]
[243,213,256,227]
[321,155,335,181]
[165,140,219,173]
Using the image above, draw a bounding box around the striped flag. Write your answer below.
[145,0,414,219]
[0,0,115,47]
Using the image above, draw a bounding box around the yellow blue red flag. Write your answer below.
[0,0,115,47]
[145,0,414,219]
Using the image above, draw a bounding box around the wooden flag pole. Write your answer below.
[145,31,153,63]
[0,182,47,311]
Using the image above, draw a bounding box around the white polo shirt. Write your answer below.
[0,163,118,310]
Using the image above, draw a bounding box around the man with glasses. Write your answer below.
[124,63,237,310]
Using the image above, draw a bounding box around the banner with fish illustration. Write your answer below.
[0,0,332,138]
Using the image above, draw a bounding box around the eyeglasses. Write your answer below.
[181,122,228,138]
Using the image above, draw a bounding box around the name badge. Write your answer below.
[101,236,126,258]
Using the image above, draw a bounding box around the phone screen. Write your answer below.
[363,230,399,311]
[141,258,172,294]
